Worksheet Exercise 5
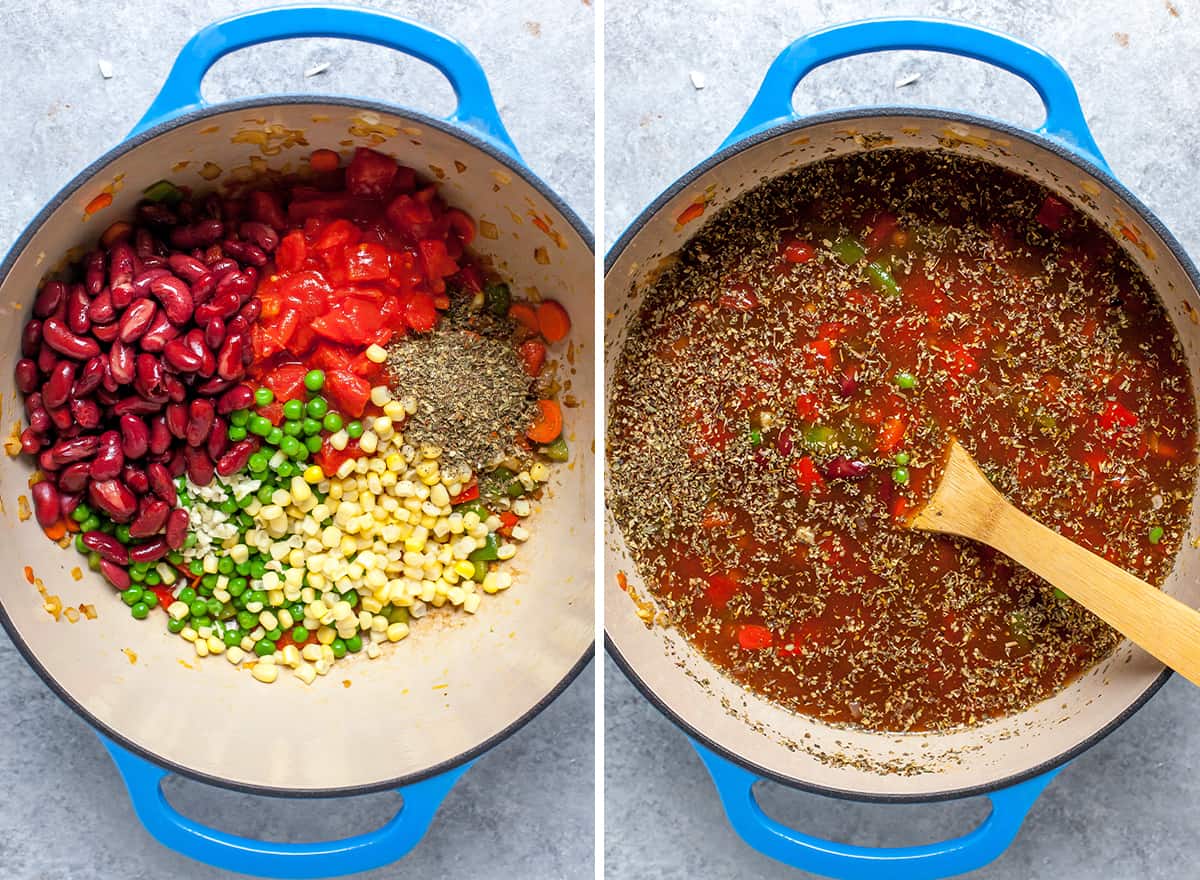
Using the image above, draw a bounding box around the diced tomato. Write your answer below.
[737,624,773,650]
[791,455,825,493]
[249,190,287,230]
[891,494,909,522]
[149,584,176,610]
[1036,195,1071,231]
[1098,400,1139,432]
[315,435,365,476]
[518,339,547,376]
[1082,447,1108,479]
[322,369,371,418]
[805,338,835,371]
[941,343,979,378]
[386,193,435,240]
[312,298,384,345]
[402,292,439,333]
[817,321,850,340]
[259,400,285,426]
[445,208,475,246]
[288,195,356,223]
[795,392,820,422]
[313,218,361,253]
[275,230,308,273]
[777,619,827,656]
[263,363,309,402]
[877,416,906,453]
[781,238,815,264]
[498,510,520,537]
[345,147,399,198]
[454,263,485,293]
[418,238,459,287]
[719,282,758,311]
[344,243,391,282]
[865,212,899,250]
[705,573,739,607]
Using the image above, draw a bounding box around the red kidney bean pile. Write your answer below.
[14,193,286,587]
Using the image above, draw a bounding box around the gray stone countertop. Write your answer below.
[0,2,594,879]
[605,1,1200,878]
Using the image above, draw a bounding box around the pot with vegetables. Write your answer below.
[606,19,1200,880]
[0,7,592,878]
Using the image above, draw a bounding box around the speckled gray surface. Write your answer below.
[605,1,1200,879]
[0,2,593,879]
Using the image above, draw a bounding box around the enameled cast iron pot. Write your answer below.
[605,19,1200,880]
[0,7,593,878]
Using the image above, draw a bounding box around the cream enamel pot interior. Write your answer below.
[605,19,1200,880]
[0,7,592,878]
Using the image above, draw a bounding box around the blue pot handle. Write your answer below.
[692,740,1060,880]
[101,736,472,879]
[722,17,1108,172]
[132,4,521,162]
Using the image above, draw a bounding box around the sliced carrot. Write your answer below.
[508,302,539,333]
[309,149,341,173]
[527,398,563,444]
[536,299,571,343]
[65,517,80,533]
[518,339,546,376]
[43,519,67,541]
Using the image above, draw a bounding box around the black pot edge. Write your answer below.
[603,104,1196,804]
[0,94,596,799]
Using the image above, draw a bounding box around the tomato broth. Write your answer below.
[608,149,1198,732]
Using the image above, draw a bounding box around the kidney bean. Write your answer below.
[20,429,43,455]
[163,374,186,403]
[167,446,187,477]
[87,430,123,481]
[84,250,106,295]
[196,376,232,395]
[30,481,61,528]
[93,322,118,345]
[58,462,91,493]
[207,416,229,460]
[170,220,224,249]
[226,314,250,337]
[59,491,83,520]
[216,438,257,477]
[46,435,100,467]
[238,297,262,324]
[186,399,215,448]
[37,452,59,473]
[110,281,134,310]
[106,340,132,386]
[163,338,202,373]
[191,271,217,304]
[165,508,189,550]
[238,221,279,253]
[96,382,119,405]
[215,270,254,302]
[216,332,246,381]
[130,498,170,539]
[138,202,178,226]
[109,241,135,286]
[82,531,129,565]
[42,361,75,409]
[165,402,188,439]
[139,309,179,352]
[202,193,224,219]
[223,238,267,267]
[98,559,130,589]
[42,318,99,360]
[824,456,870,480]
[149,275,194,325]
[26,393,50,435]
[134,229,157,260]
[88,287,115,324]
[70,398,102,430]
[73,355,106,398]
[14,359,38,394]
[129,537,169,564]
[112,396,163,417]
[47,405,73,432]
[33,280,66,318]
[146,461,176,505]
[208,257,238,278]
[21,320,41,358]
[66,283,91,335]
[122,465,150,495]
[198,315,226,351]
[114,414,147,460]
[148,414,171,455]
[37,345,59,375]
[130,267,171,297]
[133,353,167,402]
[141,253,167,270]
[185,446,214,485]
[167,253,208,282]
[117,298,157,344]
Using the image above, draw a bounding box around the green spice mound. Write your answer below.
[386,329,537,472]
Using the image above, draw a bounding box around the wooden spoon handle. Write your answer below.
[975,501,1200,686]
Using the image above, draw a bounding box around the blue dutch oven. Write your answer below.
[605,17,1200,880]
[0,6,594,878]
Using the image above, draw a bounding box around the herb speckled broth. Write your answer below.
[608,149,1198,732]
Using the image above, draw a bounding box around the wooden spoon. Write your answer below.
[909,438,1200,687]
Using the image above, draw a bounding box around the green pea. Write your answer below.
[894,372,916,390]
[200,573,218,590]
[237,511,255,530]
[129,567,146,583]
[305,435,323,454]
[278,436,302,459]
[228,425,247,442]
[235,560,251,576]
[100,521,115,534]
[80,515,101,533]
[248,452,269,473]
[207,597,223,617]
[266,427,284,447]
[748,429,762,447]
[293,446,309,463]
[224,629,243,648]
[237,611,257,630]
[283,399,305,421]
[230,409,250,427]
[237,493,255,511]
[167,617,186,634]
[121,586,143,606]
[143,591,159,609]
[144,571,161,587]
[331,638,347,659]
[323,412,344,433]
[130,602,149,620]
[194,615,212,629]
[277,461,296,479]
[304,370,325,392]
[254,639,276,657]
[342,590,359,608]
[115,524,132,544]
[892,466,910,485]
[87,551,102,572]
[894,452,911,466]
[188,599,208,618]
[74,534,88,554]
[283,420,304,437]
[167,551,184,565]
[131,561,151,575]
[345,634,363,653]
[254,387,275,407]
[217,556,235,575]
[306,396,328,419]
[289,626,309,644]
[264,627,282,643]
[249,560,267,579]
[184,533,198,549]
[178,587,197,604]
[1149,526,1164,544]
[345,420,364,439]
[255,484,274,504]
[247,588,268,606]
[229,577,248,597]
[71,504,91,523]
[301,417,322,436]
[218,498,238,515]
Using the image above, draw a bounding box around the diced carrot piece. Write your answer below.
[536,299,571,343]
[527,399,563,444]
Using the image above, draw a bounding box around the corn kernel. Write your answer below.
[294,662,317,685]
[252,663,278,684]
[359,432,379,455]
[365,343,388,364]
[529,462,550,483]
[386,621,410,642]
[227,646,245,664]
[370,385,393,407]
[304,465,325,484]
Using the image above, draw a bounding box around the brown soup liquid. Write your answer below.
[608,150,1198,732]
